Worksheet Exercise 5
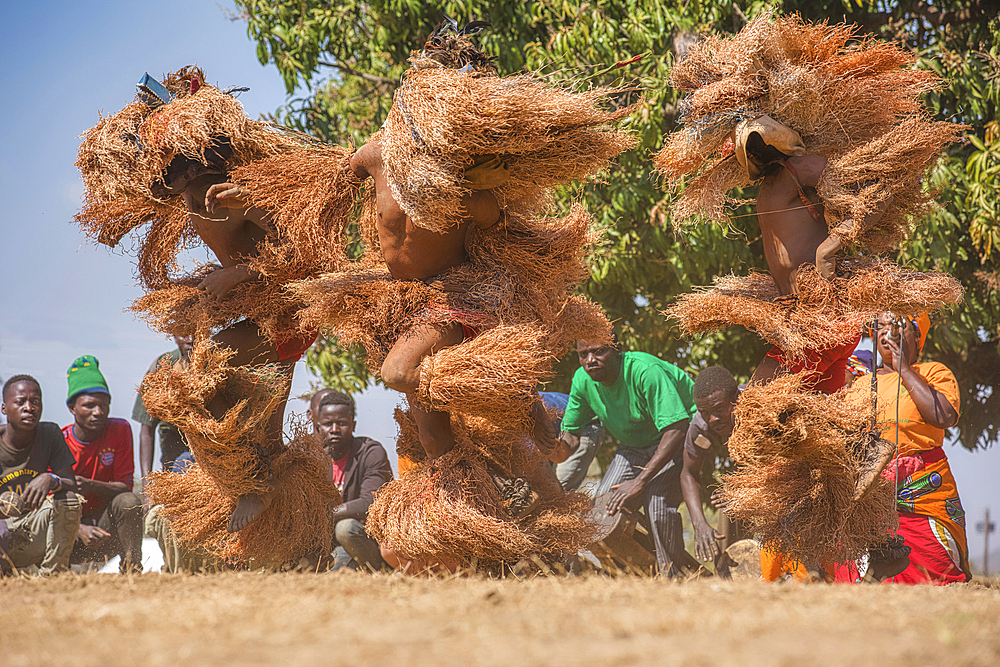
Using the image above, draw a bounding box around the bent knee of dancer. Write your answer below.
[380,358,421,394]
[111,491,143,514]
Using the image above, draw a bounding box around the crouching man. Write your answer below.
[62,356,143,573]
[0,375,81,575]
[312,390,392,572]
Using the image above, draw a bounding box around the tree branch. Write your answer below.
[318,59,398,86]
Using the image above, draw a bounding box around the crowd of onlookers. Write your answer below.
[0,336,398,575]
[1,320,971,585]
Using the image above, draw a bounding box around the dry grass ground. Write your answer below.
[2,572,999,666]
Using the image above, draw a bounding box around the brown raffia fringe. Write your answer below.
[141,342,341,564]
[129,266,303,344]
[232,146,363,280]
[289,204,612,374]
[417,325,555,426]
[367,411,594,570]
[719,374,897,565]
[75,68,357,292]
[147,430,341,565]
[653,13,964,249]
[816,117,965,252]
[379,66,636,232]
[138,340,287,498]
[664,258,962,359]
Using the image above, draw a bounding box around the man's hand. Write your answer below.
[693,522,725,562]
[816,218,853,281]
[607,478,646,515]
[198,265,254,300]
[815,242,839,281]
[710,487,726,509]
[74,475,91,494]
[205,182,247,215]
[78,524,111,547]
[21,474,56,511]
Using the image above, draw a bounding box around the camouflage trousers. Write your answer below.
[2,493,82,574]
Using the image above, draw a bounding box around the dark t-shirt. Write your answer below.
[132,349,189,469]
[0,423,76,495]
[683,387,743,462]
[683,411,729,461]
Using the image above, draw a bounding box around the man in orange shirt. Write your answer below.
[847,314,970,584]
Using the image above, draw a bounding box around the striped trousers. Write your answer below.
[595,443,684,576]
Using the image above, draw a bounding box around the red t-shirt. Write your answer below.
[330,452,349,492]
[62,418,134,515]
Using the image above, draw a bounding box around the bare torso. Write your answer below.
[756,155,830,295]
[350,139,501,281]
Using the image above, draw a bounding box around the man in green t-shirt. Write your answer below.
[555,339,695,576]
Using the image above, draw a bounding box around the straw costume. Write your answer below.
[656,14,964,359]
[76,66,360,343]
[366,408,593,568]
[75,67,351,563]
[656,14,966,576]
[718,373,897,566]
[289,22,635,569]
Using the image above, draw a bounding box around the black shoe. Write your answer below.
[864,536,911,582]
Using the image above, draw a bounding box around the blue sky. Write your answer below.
[0,0,996,568]
[0,0,401,459]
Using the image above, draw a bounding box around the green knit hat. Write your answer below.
[66,355,110,406]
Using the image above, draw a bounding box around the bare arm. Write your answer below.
[885,331,959,429]
[21,465,78,511]
[607,420,688,514]
[139,423,155,479]
[75,477,130,500]
[816,183,894,279]
[680,448,723,562]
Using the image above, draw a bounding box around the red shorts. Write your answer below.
[765,333,861,394]
[275,329,318,362]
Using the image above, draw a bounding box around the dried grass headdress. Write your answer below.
[75,66,357,290]
[654,13,964,251]
[377,21,637,232]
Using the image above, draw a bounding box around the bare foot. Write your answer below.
[227,486,277,533]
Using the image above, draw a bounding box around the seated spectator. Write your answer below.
[133,335,194,481]
[62,356,143,573]
[679,366,748,566]
[312,390,393,572]
[0,375,81,575]
[143,452,221,573]
[539,391,603,492]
